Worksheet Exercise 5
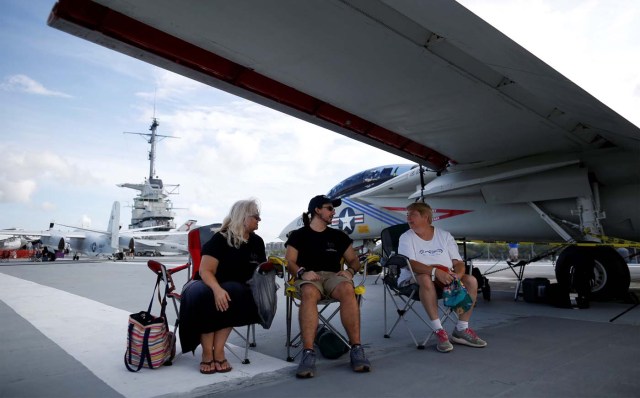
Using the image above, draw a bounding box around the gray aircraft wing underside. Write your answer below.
[48,0,640,173]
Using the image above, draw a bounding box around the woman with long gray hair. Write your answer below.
[179,198,266,374]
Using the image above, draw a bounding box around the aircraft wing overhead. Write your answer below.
[48,0,639,170]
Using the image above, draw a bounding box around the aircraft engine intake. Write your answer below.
[119,236,135,252]
[42,235,66,251]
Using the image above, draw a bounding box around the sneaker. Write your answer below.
[296,349,316,378]
[451,328,487,348]
[434,329,453,353]
[350,345,371,372]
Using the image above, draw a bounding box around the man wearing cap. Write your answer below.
[285,195,371,378]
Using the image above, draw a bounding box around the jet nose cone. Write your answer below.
[279,216,303,241]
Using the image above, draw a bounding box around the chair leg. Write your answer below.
[242,325,251,364]
[383,287,427,348]
[285,294,295,362]
[250,324,256,347]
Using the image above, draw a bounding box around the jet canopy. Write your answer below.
[327,164,416,199]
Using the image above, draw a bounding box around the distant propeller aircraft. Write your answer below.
[0,202,127,260]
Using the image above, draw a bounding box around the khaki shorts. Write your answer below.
[294,271,353,299]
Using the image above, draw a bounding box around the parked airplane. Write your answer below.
[280,163,638,300]
[131,219,197,256]
[0,233,38,250]
[47,2,639,299]
[0,202,130,260]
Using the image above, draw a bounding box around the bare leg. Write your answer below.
[213,327,233,371]
[200,332,214,373]
[459,274,478,322]
[416,274,440,321]
[299,284,321,350]
[331,281,360,344]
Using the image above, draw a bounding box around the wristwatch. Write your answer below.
[297,267,306,279]
[431,267,437,282]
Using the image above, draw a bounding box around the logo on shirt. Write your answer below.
[325,241,338,253]
[419,248,443,256]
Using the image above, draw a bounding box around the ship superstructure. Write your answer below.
[118,118,179,231]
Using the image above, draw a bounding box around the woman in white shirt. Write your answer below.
[398,202,487,353]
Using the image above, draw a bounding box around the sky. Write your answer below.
[0,0,638,243]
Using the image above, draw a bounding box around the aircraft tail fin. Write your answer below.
[108,201,120,249]
[177,219,197,232]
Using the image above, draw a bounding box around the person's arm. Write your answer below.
[285,245,320,281]
[199,254,231,312]
[446,232,465,278]
[451,259,466,278]
[338,244,360,279]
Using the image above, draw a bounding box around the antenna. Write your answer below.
[123,114,179,180]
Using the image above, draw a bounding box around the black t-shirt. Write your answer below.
[285,226,352,273]
[199,231,266,284]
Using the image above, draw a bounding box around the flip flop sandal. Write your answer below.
[214,359,233,373]
[200,360,216,374]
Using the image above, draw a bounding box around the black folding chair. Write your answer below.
[381,224,457,349]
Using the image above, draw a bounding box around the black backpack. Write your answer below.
[315,326,349,359]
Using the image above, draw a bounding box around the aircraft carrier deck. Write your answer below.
[1,257,638,397]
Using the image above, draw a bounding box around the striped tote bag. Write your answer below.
[124,311,175,371]
[124,274,176,372]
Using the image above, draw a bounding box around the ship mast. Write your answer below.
[124,118,176,180]
[118,117,180,231]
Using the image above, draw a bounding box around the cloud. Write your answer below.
[0,179,37,203]
[0,146,102,204]
[0,74,73,98]
[41,202,57,211]
[80,215,92,228]
[135,70,204,102]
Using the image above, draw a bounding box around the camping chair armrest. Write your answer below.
[267,255,287,278]
[350,263,367,288]
[167,262,190,275]
[383,254,414,280]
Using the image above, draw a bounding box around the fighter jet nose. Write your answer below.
[279,217,303,241]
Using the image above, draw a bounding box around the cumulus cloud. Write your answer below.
[0,74,72,98]
[0,147,101,204]
[0,179,37,203]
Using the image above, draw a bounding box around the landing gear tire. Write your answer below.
[555,246,630,301]
[472,267,491,301]
[482,282,491,302]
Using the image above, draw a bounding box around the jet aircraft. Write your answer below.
[46,1,639,299]
[280,163,638,300]
[131,219,198,256]
[0,202,130,260]
[0,233,38,251]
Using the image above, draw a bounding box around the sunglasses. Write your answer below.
[250,214,261,221]
[321,205,335,211]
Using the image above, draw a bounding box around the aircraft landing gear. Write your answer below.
[555,246,630,301]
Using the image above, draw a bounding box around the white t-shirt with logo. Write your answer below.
[397,228,462,286]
